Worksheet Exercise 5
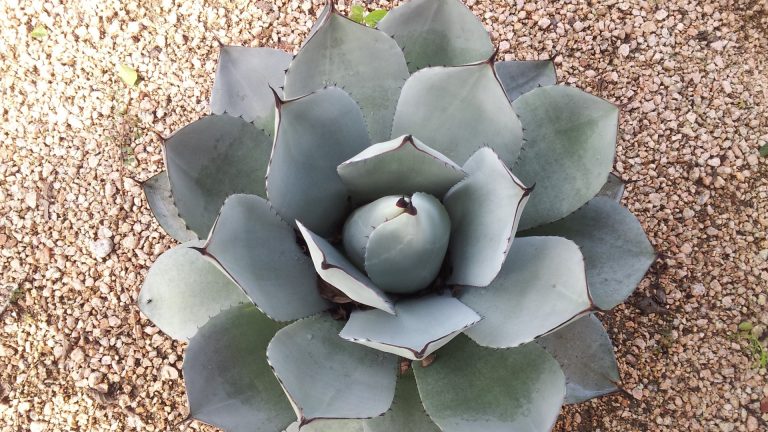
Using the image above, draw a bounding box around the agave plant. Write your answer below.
[139,1,656,431]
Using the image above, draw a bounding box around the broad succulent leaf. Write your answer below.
[268,87,370,236]
[138,240,249,340]
[413,336,565,432]
[460,236,592,348]
[512,86,619,230]
[597,173,625,202]
[391,63,523,166]
[184,304,294,432]
[141,171,197,242]
[304,2,333,44]
[164,114,273,237]
[522,196,656,310]
[537,314,621,404]
[285,420,364,432]
[494,60,557,101]
[337,135,466,203]
[210,46,292,133]
[377,0,494,73]
[284,7,409,142]
[365,193,451,294]
[443,147,531,287]
[363,371,441,432]
[267,314,398,424]
[339,295,481,360]
[297,221,396,314]
[201,195,330,321]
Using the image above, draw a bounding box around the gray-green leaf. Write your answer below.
[460,236,592,348]
[340,294,481,360]
[285,9,409,142]
[364,193,451,294]
[141,171,198,242]
[297,221,396,314]
[202,194,330,321]
[494,60,557,101]
[184,304,294,432]
[164,114,273,237]
[413,336,565,432]
[597,173,625,202]
[268,87,370,236]
[521,196,656,310]
[210,46,292,134]
[364,371,441,432]
[138,241,249,340]
[377,0,494,73]
[337,135,466,203]
[286,420,365,432]
[267,314,398,423]
[343,196,409,270]
[512,85,619,230]
[443,147,531,287]
[537,314,621,404]
[391,63,523,166]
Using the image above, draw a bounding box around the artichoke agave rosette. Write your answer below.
[138,1,656,431]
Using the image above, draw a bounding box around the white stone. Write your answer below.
[160,365,179,380]
[618,44,631,57]
[90,238,113,259]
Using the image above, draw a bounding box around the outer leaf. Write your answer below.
[210,46,292,133]
[460,236,593,348]
[297,221,395,314]
[521,196,656,310]
[138,241,249,340]
[377,0,494,73]
[267,87,370,236]
[340,295,481,360]
[365,193,451,294]
[363,371,441,432]
[141,171,197,242]
[184,304,294,432]
[164,114,273,237]
[285,8,409,142]
[512,85,619,229]
[443,147,531,287]
[597,173,625,202]
[391,63,523,166]
[537,314,621,404]
[267,314,398,424]
[494,60,557,101]
[413,336,565,432]
[201,195,329,321]
[337,135,466,203]
[285,420,364,432]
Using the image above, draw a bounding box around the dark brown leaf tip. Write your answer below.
[396,196,418,215]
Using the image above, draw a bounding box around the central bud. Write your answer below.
[342,193,451,294]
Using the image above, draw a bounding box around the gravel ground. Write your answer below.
[1,0,766,431]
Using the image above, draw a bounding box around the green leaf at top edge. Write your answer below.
[30,25,47,39]
[349,5,365,23]
[364,10,388,27]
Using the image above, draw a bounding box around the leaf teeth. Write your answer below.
[339,295,481,360]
